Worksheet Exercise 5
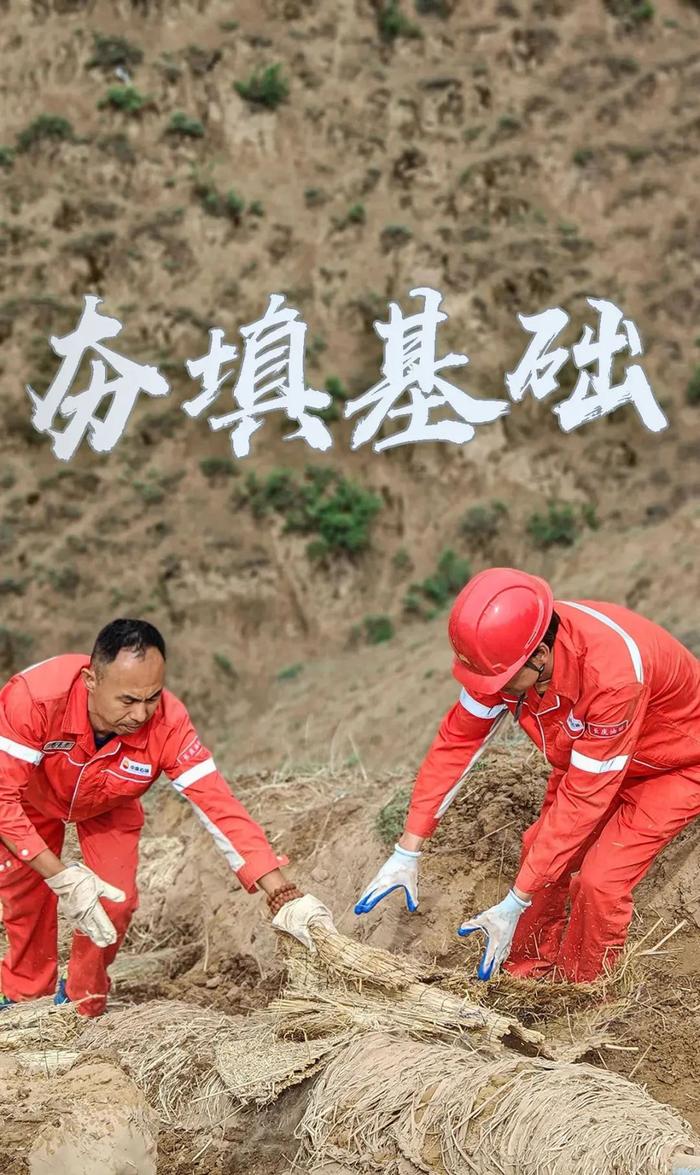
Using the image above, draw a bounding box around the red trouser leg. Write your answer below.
[556,769,700,982]
[505,798,622,978]
[67,801,143,1017]
[0,805,65,1002]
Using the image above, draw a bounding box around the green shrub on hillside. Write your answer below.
[313,375,349,423]
[460,500,508,544]
[527,501,600,549]
[686,367,700,405]
[98,86,148,114]
[88,34,143,70]
[167,112,205,138]
[404,549,471,618]
[364,615,394,644]
[237,466,382,559]
[16,116,74,153]
[377,1,422,40]
[234,64,289,109]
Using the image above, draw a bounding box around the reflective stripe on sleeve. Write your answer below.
[187,800,246,870]
[0,735,43,765]
[458,688,507,720]
[571,748,629,774]
[435,710,508,818]
[561,601,644,684]
[170,756,216,792]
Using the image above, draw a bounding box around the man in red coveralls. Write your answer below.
[0,619,334,1015]
[356,567,700,982]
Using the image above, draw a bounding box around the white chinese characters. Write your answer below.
[27,289,668,461]
[27,296,170,462]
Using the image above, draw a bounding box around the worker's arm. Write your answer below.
[0,676,53,867]
[158,695,291,893]
[355,678,507,915]
[461,681,650,978]
[0,677,124,947]
[404,684,508,840]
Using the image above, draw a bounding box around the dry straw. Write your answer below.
[77,1000,241,1129]
[297,1031,698,1175]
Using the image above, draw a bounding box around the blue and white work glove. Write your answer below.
[354,844,421,914]
[458,889,531,980]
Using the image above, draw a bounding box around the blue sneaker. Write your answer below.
[53,977,71,1006]
[0,993,15,1011]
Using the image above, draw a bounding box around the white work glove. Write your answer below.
[271,893,338,953]
[458,889,531,980]
[354,844,421,915]
[45,863,126,949]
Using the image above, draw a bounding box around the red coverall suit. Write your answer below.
[406,600,700,981]
[0,654,286,1014]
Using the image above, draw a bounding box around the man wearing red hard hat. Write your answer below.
[356,568,700,982]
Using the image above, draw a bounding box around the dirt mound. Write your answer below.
[0,1055,157,1175]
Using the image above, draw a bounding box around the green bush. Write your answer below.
[404,549,471,618]
[314,375,349,423]
[376,786,411,846]
[98,86,147,114]
[234,64,289,109]
[16,116,74,153]
[392,547,412,574]
[527,502,577,548]
[572,148,594,166]
[686,367,700,405]
[604,0,654,22]
[194,182,245,220]
[277,662,303,681]
[167,112,204,138]
[346,203,366,224]
[200,457,236,478]
[88,34,143,70]
[364,615,394,644]
[460,500,508,544]
[238,466,382,559]
[380,224,413,249]
[0,147,14,170]
[377,1,422,40]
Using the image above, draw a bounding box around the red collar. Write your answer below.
[532,605,582,709]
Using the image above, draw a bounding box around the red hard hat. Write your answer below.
[448,567,554,693]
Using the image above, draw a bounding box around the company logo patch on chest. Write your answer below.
[119,756,153,778]
[42,739,76,752]
[586,720,629,739]
[565,710,585,735]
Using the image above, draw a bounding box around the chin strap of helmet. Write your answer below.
[514,657,549,721]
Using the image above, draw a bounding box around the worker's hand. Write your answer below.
[45,863,126,949]
[457,889,531,980]
[271,893,337,953]
[354,844,421,915]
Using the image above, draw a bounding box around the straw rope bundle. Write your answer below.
[77,1000,240,1129]
[215,1020,350,1106]
[297,1032,699,1175]
[279,947,544,1050]
[0,998,83,1051]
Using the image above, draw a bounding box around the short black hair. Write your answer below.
[91,619,166,673]
[541,609,560,650]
